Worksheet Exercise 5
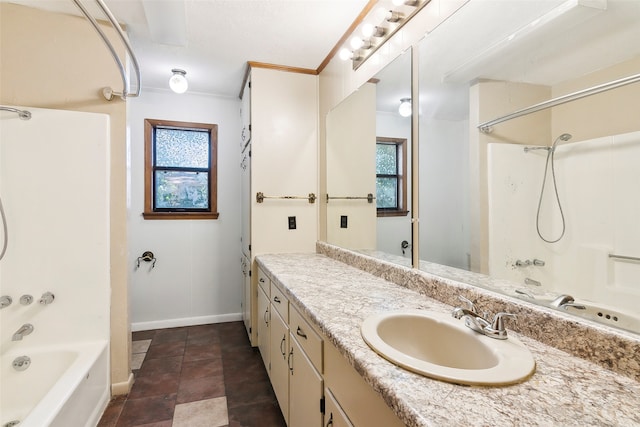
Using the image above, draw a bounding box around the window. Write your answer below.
[143,119,218,220]
[376,137,408,217]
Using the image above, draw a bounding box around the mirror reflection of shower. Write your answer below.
[528,133,572,244]
[0,106,32,260]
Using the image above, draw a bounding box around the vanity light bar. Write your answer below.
[340,0,431,70]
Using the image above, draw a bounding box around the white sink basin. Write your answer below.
[361,309,536,386]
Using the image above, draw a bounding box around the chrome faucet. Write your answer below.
[550,294,586,310]
[451,296,517,340]
[12,323,34,341]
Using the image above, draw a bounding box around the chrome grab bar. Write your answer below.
[72,0,142,101]
[256,192,316,204]
[0,106,31,120]
[609,253,640,263]
[326,193,375,204]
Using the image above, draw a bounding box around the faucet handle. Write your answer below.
[491,312,517,330]
[484,313,517,339]
[457,295,478,313]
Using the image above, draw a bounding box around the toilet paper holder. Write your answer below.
[136,251,156,269]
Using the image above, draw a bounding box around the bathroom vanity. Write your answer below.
[255,247,640,427]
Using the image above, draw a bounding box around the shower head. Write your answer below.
[551,133,572,152]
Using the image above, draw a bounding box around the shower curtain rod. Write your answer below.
[72,0,141,101]
[478,71,640,133]
[0,106,31,120]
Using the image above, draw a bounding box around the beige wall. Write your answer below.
[326,83,377,249]
[552,56,640,142]
[0,4,131,394]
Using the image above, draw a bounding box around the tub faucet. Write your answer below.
[550,294,586,310]
[12,323,34,341]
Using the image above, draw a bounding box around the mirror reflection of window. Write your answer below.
[376,137,407,217]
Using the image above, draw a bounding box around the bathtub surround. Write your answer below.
[0,108,111,426]
[488,130,640,315]
[0,3,131,395]
[258,250,640,426]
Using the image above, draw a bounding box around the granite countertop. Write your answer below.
[256,253,640,427]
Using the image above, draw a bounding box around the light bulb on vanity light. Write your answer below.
[339,48,353,61]
[398,98,412,117]
[169,68,188,94]
[361,23,375,38]
[350,36,364,50]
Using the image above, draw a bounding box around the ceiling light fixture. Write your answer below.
[398,98,412,117]
[169,68,188,94]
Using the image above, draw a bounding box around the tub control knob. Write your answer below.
[39,291,55,305]
[20,295,33,305]
[0,295,12,309]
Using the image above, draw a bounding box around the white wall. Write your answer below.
[0,107,110,348]
[488,131,640,312]
[419,117,470,269]
[376,111,412,258]
[128,89,242,331]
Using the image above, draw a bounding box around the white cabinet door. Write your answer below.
[257,285,270,374]
[270,309,290,424]
[323,388,353,427]
[289,335,323,427]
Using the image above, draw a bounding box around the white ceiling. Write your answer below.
[5,0,370,98]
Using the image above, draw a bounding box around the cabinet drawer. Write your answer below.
[290,306,323,373]
[258,267,270,296]
[271,283,289,322]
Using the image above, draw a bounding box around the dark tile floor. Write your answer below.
[98,321,287,427]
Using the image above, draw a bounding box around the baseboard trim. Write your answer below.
[131,313,243,332]
[111,372,134,396]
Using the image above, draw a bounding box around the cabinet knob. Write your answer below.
[273,296,281,304]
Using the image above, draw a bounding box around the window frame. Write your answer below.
[376,136,409,217]
[143,118,219,220]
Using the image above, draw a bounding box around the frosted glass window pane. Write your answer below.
[376,144,397,174]
[156,128,209,168]
[377,177,398,208]
[155,170,209,209]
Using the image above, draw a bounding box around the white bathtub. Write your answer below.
[0,341,109,427]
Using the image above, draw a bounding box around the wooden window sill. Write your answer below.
[377,210,409,218]
[142,212,220,220]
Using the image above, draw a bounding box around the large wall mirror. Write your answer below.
[418,0,640,335]
[325,0,640,336]
[326,48,412,262]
